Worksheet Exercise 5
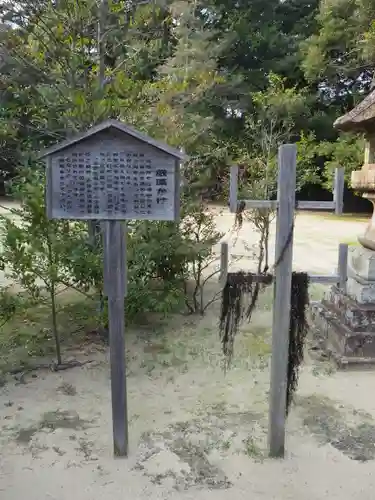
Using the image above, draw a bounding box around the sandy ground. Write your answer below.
[1,206,375,499]
[211,206,366,274]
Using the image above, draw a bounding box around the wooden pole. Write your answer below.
[229,165,238,213]
[338,243,348,293]
[219,241,228,285]
[103,220,128,457]
[334,167,345,215]
[268,144,296,458]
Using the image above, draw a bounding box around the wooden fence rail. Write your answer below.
[229,164,345,215]
[219,241,349,288]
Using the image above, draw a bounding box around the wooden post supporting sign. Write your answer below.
[103,220,128,457]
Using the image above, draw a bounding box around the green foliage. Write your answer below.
[124,220,188,319]
[0,292,98,372]
[122,197,224,317]
[363,19,375,63]
[301,0,375,82]
[296,132,322,188]
[1,0,367,199]
[0,168,91,297]
[0,166,95,363]
[318,133,364,188]
[296,131,364,190]
[236,74,318,199]
[300,0,375,110]
[0,161,224,370]
[0,0,229,365]
[0,287,32,328]
[180,200,224,314]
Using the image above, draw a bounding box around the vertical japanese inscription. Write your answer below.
[156,168,168,207]
[55,149,174,219]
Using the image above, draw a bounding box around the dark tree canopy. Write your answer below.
[0,0,372,197]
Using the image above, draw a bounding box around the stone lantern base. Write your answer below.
[310,245,375,367]
[310,171,375,367]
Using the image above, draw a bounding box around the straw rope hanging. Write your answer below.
[219,204,310,414]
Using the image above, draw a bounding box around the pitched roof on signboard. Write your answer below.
[334,90,375,132]
[38,119,187,160]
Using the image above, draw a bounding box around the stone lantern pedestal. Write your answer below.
[311,91,375,366]
[347,166,375,305]
[311,216,375,365]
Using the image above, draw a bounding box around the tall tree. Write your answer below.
[301,0,375,102]
[299,0,374,182]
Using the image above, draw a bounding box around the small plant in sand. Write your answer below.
[180,199,224,314]
[0,166,97,366]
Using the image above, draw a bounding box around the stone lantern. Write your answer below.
[311,91,375,366]
[334,91,375,249]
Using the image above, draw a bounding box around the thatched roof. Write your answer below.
[334,90,375,133]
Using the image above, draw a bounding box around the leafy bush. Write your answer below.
[180,199,223,314]
[0,166,96,364]
[0,163,223,366]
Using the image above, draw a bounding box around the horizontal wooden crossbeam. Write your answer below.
[229,164,345,215]
[241,200,278,210]
[297,200,335,211]
[241,200,335,211]
[219,241,349,289]
[223,271,339,285]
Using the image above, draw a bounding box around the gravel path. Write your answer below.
[212,207,366,274]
